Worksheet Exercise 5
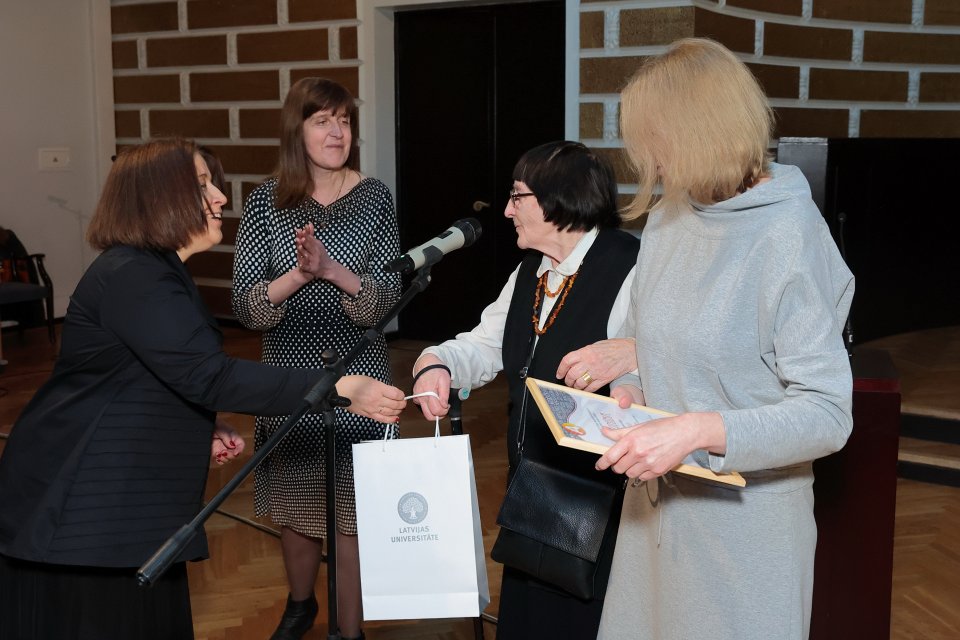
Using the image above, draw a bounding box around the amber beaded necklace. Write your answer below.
[531,270,579,336]
[542,274,567,298]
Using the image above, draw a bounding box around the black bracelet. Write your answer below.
[413,363,452,386]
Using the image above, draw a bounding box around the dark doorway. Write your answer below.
[394,1,565,341]
[823,138,960,344]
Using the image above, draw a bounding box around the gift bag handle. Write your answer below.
[396,391,443,450]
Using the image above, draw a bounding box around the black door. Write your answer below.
[825,138,960,343]
[394,1,565,341]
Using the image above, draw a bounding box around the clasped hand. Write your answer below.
[211,419,245,466]
[295,222,337,281]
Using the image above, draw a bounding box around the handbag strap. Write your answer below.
[514,280,547,459]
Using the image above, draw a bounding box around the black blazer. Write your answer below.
[0,246,320,567]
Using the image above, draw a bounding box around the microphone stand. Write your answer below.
[138,265,435,640]
[448,388,467,436]
[837,210,854,354]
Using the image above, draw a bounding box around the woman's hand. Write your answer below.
[338,375,406,423]
[595,411,726,481]
[293,223,362,295]
[556,338,638,392]
[211,418,246,465]
[295,223,338,281]
[611,384,645,408]
[411,355,451,421]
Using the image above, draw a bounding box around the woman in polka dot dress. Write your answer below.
[232,78,402,640]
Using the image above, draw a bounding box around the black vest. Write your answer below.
[502,228,640,484]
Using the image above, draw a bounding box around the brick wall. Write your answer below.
[109,0,960,309]
[110,0,359,315]
[578,0,960,196]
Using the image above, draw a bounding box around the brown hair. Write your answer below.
[619,38,773,219]
[87,138,207,251]
[198,145,226,194]
[274,77,359,210]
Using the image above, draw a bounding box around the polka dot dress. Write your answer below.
[232,177,402,536]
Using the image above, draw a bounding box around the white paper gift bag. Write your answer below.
[353,433,490,620]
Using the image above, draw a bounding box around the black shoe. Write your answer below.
[270,593,319,640]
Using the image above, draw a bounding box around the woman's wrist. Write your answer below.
[412,353,444,377]
[413,363,451,386]
[266,268,311,306]
[290,265,314,286]
[325,263,362,296]
[689,411,727,455]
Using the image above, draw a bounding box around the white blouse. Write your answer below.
[418,228,636,391]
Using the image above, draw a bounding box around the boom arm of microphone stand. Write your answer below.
[343,264,432,363]
[138,265,436,587]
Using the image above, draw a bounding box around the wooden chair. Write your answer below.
[0,227,56,344]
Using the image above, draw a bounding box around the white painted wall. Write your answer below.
[0,0,115,316]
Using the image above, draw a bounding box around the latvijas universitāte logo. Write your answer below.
[397,492,428,524]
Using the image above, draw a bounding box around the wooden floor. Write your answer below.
[2,325,959,639]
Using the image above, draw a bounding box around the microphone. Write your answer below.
[384,218,482,274]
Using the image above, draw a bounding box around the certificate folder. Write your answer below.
[525,377,746,488]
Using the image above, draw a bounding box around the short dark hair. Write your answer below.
[275,77,359,210]
[512,141,620,232]
[87,138,207,252]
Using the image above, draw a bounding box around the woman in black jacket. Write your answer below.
[0,138,405,640]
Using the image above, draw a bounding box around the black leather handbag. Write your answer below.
[491,456,624,600]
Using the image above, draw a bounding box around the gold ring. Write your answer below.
[580,371,593,385]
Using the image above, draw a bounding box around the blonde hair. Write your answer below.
[619,38,773,219]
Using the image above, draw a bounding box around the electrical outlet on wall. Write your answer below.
[39,147,71,171]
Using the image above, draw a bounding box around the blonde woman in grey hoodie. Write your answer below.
[563,38,854,640]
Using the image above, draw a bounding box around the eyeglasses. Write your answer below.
[509,191,535,209]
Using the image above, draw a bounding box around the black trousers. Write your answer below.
[496,566,605,640]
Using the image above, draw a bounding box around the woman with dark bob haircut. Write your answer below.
[411,140,641,639]
[512,141,620,233]
[0,138,405,640]
[232,77,401,640]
